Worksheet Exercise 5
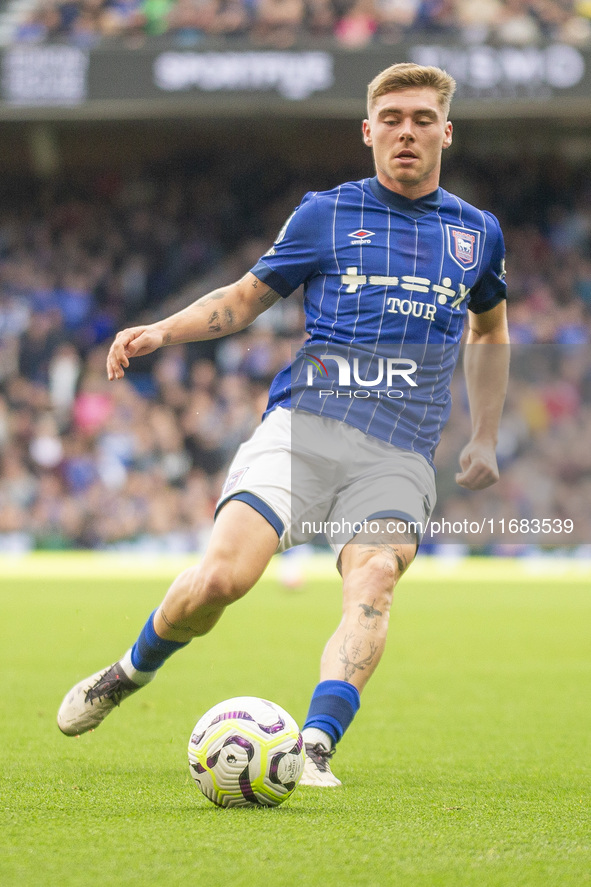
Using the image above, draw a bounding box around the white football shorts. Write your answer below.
[216,406,436,558]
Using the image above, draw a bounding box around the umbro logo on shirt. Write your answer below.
[348,229,375,244]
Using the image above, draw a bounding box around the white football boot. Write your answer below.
[57,659,149,736]
[299,743,342,787]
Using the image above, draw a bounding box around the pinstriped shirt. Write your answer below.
[250,177,507,465]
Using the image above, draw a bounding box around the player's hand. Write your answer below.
[106,326,165,380]
[455,440,499,490]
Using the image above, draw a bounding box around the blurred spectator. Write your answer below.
[375,0,420,43]
[334,0,378,47]
[165,0,218,43]
[141,0,176,34]
[305,0,337,37]
[49,343,82,421]
[495,0,541,44]
[252,0,306,47]
[101,0,145,39]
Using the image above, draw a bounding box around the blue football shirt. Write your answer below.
[250,176,507,465]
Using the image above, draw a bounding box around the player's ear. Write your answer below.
[443,121,453,150]
[362,119,372,147]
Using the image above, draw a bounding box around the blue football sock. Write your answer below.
[130,610,189,672]
[303,679,361,746]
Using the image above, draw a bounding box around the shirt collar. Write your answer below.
[368,176,442,218]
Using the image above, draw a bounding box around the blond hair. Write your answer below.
[367,63,456,118]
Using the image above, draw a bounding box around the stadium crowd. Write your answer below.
[12,0,591,50]
[1,151,591,553]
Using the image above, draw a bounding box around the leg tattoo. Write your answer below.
[338,632,378,682]
[362,541,413,576]
[159,607,202,637]
[358,600,382,631]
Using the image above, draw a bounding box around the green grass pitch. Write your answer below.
[1,554,590,887]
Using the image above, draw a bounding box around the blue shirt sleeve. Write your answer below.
[468,213,507,314]
[250,192,320,298]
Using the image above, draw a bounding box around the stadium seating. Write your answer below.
[7,0,591,50]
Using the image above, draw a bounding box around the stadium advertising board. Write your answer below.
[0,41,589,118]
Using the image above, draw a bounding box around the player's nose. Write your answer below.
[399,122,415,141]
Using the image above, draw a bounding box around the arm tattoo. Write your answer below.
[199,287,230,307]
[338,632,378,682]
[163,332,172,345]
[207,306,236,335]
[208,310,222,334]
[257,288,280,309]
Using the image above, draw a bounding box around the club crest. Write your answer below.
[223,468,248,495]
[445,225,480,271]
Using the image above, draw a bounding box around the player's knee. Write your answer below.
[363,570,395,613]
[341,561,395,634]
[198,559,251,607]
[348,554,401,605]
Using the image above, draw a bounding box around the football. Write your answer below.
[188,696,305,807]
